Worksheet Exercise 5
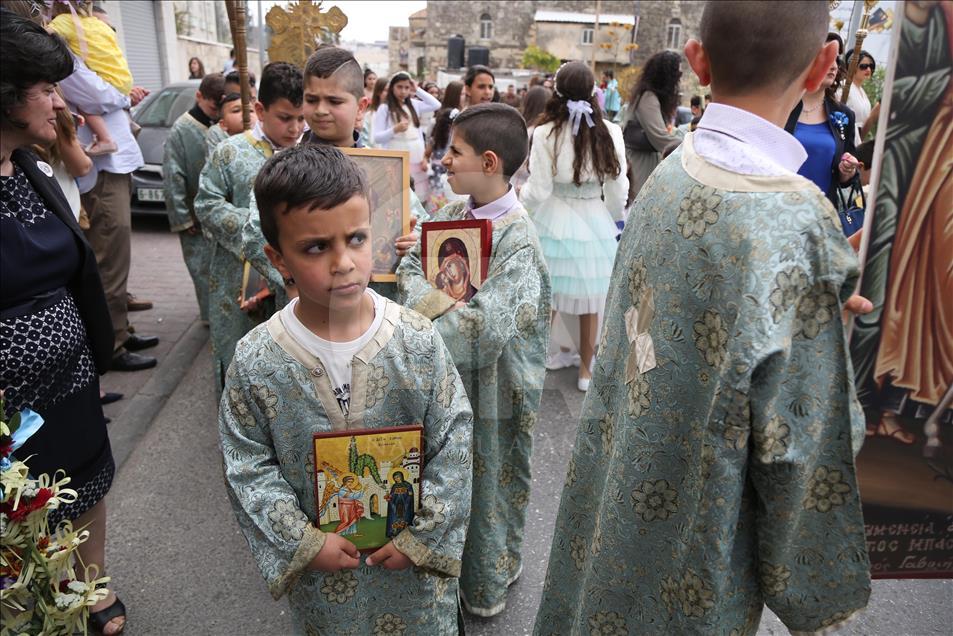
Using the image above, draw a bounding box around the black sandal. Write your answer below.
[89,596,126,635]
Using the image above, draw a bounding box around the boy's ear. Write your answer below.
[357,95,369,117]
[482,150,502,176]
[802,40,839,94]
[684,39,710,87]
[264,243,292,283]
[254,100,266,120]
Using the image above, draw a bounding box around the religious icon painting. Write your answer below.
[849,0,953,579]
[240,259,273,307]
[420,219,493,303]
[313,425,424,551]
[341,147,411,283]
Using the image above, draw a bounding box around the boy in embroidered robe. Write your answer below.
[220,144,472,635]
[194,62,305,391]
[163,73,225,323]
[206,71,257,158]
[397,103,551,617]
[534,3,871,634]
[241,47,428,305]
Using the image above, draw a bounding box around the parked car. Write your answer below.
[130,80,200,216]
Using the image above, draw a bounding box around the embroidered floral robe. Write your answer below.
[194,132,272,391]
[206,123,229,159]
[396,201,551,616]
[220,300,473,635]
[164,111,213,321]
[241,189,432,306]
[535,135,871,635]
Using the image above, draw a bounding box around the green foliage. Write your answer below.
[521,45,561,73]
[348,436,383,485]
[863,66,887,105]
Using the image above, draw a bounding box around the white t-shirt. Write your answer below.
[279,290,385,415]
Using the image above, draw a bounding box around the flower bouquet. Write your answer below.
[1,398,110,635]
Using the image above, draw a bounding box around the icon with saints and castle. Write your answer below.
[313,426,423,550]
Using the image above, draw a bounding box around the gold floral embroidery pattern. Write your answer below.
[599,414,615,448]
[320,570,358,604]
[794,284,838,339]
[252,384,278,420]
[229,388,256,429]
[676,185,722,239]
[628,256,647,302]
[693,309,728,367]
[570,535,588,570]
[759,562,792,596]
[400,308,431,332]
[631,479,679,522]
[753,415,791,463]
[587,610,628,636]
[458,312,485,340]
[372,613,407,636]
[768,267,809,323]
[267,499,308,541]
[676,569,716,617]
[515,303,538,331]
[804,466,852,512]
[627,373,651,418]
[364,364,389,408]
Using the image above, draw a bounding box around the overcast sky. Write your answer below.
[256,1,426,44]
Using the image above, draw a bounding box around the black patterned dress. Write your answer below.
[1,166,114,523]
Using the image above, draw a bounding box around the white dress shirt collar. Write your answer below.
[693,103,807,176]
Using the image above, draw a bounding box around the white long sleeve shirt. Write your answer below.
[372,87,441,146]
[58,55,143,192]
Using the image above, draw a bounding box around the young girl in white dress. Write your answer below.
[372,71,441,204]
[520,62,629,391]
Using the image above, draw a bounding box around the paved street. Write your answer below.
[100,220,952,635]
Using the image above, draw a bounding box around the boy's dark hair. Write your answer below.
[690,95,702,108]
[700,0,828,95]
[258,61,303,108]
[451,103,527,178]
[254,144,368,249]
[220,91,241,107]
[198,72,226,103]
[226,69,256,88]
[464,64,494,87]
[304,46,363,101]
[0,9,73,128]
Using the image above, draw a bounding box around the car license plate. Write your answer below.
[137,187,164,202]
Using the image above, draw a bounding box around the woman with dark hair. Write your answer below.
[511,86,551,191]
[363,67,377,101]
[784,53,860,215]
[622,50,682,196]
[372,71,441,202]
[426,80,466,209]
[520,61,628,392]
[840,49,876,143]
[360,75,389,148]
[188,56,205,79]
[0,10,126,634]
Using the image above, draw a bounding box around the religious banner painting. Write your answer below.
[850,0,953,579]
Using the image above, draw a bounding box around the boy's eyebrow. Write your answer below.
[292,225,371,246]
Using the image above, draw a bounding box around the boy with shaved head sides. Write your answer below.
[534,2,870,634]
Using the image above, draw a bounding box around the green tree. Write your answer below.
[522,45,561,73]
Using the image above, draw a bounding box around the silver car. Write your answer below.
[130,80,200,216]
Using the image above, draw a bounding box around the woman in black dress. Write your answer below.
[1,11,125,634]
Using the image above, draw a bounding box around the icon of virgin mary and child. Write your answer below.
[434,237,478,302]
[385,470,415,537]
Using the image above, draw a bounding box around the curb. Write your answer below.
[108,320,209,471]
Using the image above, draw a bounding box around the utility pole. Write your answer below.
[591,0,602,73]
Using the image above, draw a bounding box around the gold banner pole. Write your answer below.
[226,0,253,131]
[841,0,877,104]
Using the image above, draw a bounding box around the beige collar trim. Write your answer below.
[265,298,400,430]
[680,133,812,193]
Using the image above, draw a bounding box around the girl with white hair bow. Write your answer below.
[519,61,629,392]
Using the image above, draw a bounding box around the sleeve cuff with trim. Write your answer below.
[392,528,461,577]
[412,289,457,320]
[268,525,327,600]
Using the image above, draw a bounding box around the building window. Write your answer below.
[480,13,492,39]
[666,19,682,50]
[582,27,594,45]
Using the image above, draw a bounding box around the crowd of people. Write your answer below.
[1,0,892,634]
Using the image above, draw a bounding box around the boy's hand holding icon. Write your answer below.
[395,217,419,258]
[309,533,360,572]
[366,541,413,570]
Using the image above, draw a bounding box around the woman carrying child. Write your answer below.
[520,61,629,392]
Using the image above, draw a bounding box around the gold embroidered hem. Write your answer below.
[270,525,327,600]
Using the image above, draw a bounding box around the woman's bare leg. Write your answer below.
[75,499,125,634]
[579,313,597,380]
